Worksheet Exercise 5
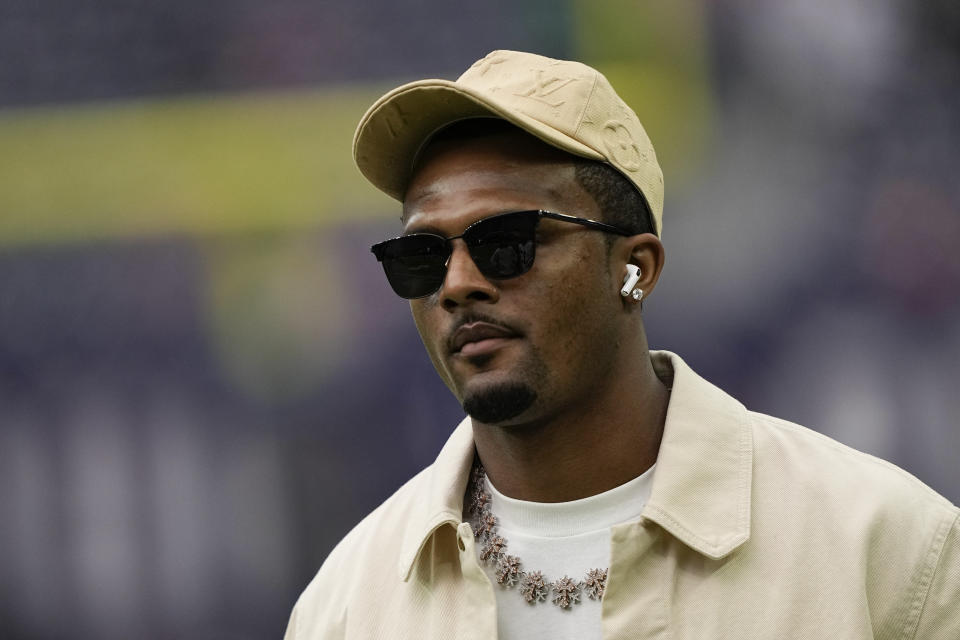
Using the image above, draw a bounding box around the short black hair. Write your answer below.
[418,118,657,238]
[572,160,656,238]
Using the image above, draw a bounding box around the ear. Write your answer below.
[611,233,665,301]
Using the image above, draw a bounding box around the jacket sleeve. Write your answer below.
[284,604,300,640]
[284,542,351,640]
[284,586,348,640]
[911,510,960,640]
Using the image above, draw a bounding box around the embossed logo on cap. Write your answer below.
[602,121,644,171]
[469,52,509,77]
[513,70,578,109]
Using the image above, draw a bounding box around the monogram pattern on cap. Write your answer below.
[513,69,578,109]
[470,52,510,76]
[601,120,644,172]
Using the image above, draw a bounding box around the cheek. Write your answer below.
[409,301,429,337]
[526,249,616,363]
[410,302,449,376]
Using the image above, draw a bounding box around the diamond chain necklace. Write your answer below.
[467,462,608,609]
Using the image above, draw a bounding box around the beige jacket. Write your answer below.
[286,352,959,639]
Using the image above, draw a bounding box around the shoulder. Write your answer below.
[310,464,433,579]
[285,417,475,639]
[748,410,957,598]
[745,410,959,635]
[286,466,434,639]
[748,409,954,514]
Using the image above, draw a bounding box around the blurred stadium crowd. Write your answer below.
[0,1,957,638]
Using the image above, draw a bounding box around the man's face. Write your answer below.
[401,130,631,426]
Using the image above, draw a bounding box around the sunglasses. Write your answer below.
[370,210,632,299]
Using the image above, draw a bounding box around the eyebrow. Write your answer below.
[400,189,441,225]
[401,221,446,236]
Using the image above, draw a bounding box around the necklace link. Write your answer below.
[467,463,608,609]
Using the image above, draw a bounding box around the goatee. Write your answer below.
[462,383,537,424]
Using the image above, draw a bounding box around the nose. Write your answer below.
[440,239,499,310]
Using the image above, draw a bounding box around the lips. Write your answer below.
[449,321,519,355]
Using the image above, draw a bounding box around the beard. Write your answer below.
[462,382,537,424]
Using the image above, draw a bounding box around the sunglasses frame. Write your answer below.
[370,210,633,299]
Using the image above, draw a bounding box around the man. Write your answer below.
[286,50,958,639]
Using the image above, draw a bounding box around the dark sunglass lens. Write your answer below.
[465,213,537,279]
[376,235,449,298]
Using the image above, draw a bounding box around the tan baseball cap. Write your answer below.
[353,50,664,234]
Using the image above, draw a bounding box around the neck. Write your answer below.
[471,347,669,503]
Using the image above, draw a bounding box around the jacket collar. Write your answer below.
[642,351,752,559]
[398,351,753,579]
[397,416,474,580]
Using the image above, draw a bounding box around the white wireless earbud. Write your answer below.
[620,264,641,297]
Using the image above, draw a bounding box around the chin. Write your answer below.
[461,381,538,424]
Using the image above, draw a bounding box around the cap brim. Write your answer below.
[353,79,605,202]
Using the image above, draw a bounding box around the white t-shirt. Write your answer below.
[477,465,656,640]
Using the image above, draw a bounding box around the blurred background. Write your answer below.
[0,1,957,638]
